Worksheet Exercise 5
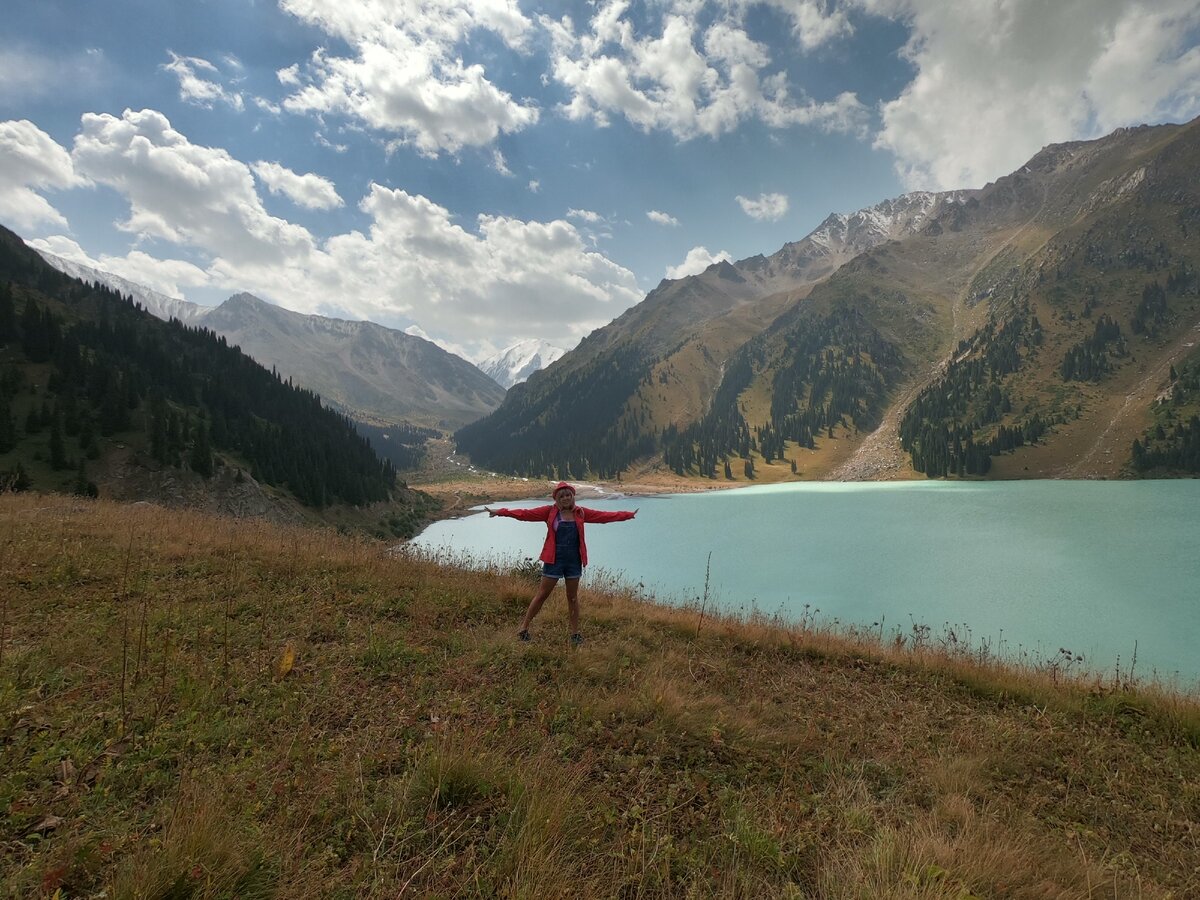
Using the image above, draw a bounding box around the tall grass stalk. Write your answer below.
[696,549,712,637]
[118,525,135,732]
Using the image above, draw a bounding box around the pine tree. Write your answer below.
[189,422,214,478]
[49,413,69,470]
[0,282,14,344]
[0,399,15,453]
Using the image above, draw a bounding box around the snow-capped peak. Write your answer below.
[478,339,566,389]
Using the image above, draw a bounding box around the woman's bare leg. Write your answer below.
[565,578,581,634]
[520,576,558,632]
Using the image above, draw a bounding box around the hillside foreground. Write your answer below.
[1,495,1198,898]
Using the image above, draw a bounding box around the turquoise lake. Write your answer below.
[411,481,1200,688]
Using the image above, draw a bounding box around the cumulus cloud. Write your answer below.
[767,0,854,50]
[276,0,539,156]
[647,209,679,226]
[866,0,1200,189]
[62,108,639,352]
[666,245,732,279]
[735,192,789,221]
[527,179,540,193]
[252,161,343,209]
[72,109,315,270]
[28,234,210,298]
[540,1,866,140]
[162,52,244,111]
[0,119,85,230]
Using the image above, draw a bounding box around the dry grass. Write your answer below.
[1,492,1197,898]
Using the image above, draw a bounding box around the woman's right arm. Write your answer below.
[488,505,552,521]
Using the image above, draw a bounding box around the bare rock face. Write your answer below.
[99,449,304,524]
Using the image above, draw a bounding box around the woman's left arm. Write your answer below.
[581,507,637,523]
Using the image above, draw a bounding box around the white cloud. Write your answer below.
[766,0,854,50]
[62,108,640,352]
[252,161,344,210]
[277,63,301,86]
[0,120,85,231]
[665,245,732,279]
[72,109,315,270]
[567,208,604,223]
[491,149,513,176]
[866,0,1200,190]
[162,52,244,112]
[276,0,539,156]
[540,2,867,140]
[28,235,210,298]
[528,179,540,193]
[735,192,789,221]
[403,324,479,362]
[647,209,679,226]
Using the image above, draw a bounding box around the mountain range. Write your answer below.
[457,117,1200,482]
[33,252,506,430]
[0,225,441,534]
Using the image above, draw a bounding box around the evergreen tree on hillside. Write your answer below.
[189,421,214,478]
[0,282,14,343]
[0,398,15,453]
[49,413,69,470]
[0,231,397,508]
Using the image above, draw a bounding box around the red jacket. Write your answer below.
[492,504,635,566]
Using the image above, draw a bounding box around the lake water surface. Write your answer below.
[412,481,1200,687]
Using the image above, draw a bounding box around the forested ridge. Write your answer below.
[663,306,902,476]
[899,303,1049,477]
[455,341,656,479]
[1133,357,1200,473]
[0,226,396,507]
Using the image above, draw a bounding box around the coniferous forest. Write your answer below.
[0,227,396,507]
[1133,360,1200,473]
[662,306,901,476]
[899,303,1048,477]
[455,341,656,479]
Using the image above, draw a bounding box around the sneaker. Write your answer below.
[570,632,584,649]
[517,629,531,642]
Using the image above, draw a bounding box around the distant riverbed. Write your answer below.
[412,480,1200,688]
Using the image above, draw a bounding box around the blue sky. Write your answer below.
[2,0,1199,362]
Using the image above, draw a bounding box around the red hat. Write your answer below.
[553,481,576,496]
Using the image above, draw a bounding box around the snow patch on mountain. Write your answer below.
[33,249,212,325]
[802,191,963,255]
[479,339,567,388]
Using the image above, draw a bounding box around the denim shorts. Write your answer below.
[543,560,582,580]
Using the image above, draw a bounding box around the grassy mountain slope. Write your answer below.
[457,193,959,478]
[463,118,1200,482]
[2,494,1198,897]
